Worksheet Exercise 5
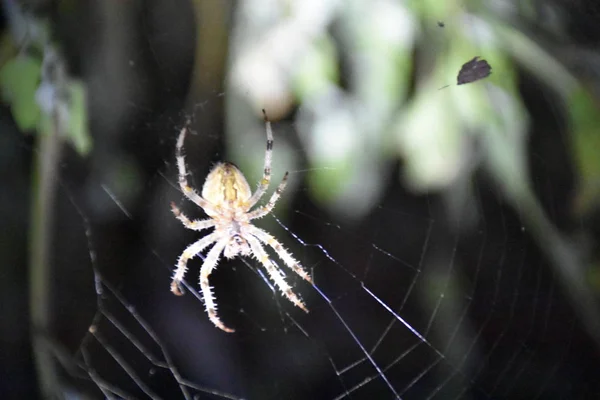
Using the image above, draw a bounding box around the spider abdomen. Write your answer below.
[202,162,252,211]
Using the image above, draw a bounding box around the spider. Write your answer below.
[171,109,312,333]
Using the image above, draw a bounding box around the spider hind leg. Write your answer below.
[171,232,219,296]
[248,226,312,283]
[246,235,308,313]
[200,239,236,333]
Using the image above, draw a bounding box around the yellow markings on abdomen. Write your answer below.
[202,162,252,207]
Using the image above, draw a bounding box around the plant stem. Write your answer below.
[30,118,62,398]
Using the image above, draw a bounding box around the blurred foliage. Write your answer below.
[0,5,93,398]
[0,54,42,131]
[2,0,600,398]
[36,72,91,155]
[228,0,600,224]
[224,0,600,334]
[0,5,91,156]
[569,87,600,215]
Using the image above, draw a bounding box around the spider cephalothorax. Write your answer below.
[171,110,312,333]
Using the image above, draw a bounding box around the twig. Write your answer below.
[29,74,63,400]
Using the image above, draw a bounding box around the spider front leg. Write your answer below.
[246,235,308,313]
[198,239,235,332]
[171,202,215,231]
[248,171,289,220]
[246,109,274,209]
[172,232,219,296]
[175,123,214,210]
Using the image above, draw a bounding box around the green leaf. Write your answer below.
[307,158,352,203]
[66,80,92,155]
[292,36,338,100]
[0,56,42,131]
[569,87,600,215]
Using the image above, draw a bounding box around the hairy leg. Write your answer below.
[171,232,219,295]
[246,235,308,312]
[248,172,288,220]
[198,239,234,332]
[246,109,274,209]
[247,225,311,283]
[171,202,215,231]
[175,123,215,211]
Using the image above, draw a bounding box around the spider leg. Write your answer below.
[246,109,274,209]
[171,202,215,231]
[175,122,217,212]
[171,232,219,296]
[199,239,234,332]
[246,225,312,283]
[248,171,288,220]
[246,235,308,313]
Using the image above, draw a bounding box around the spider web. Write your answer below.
[39,113,594,400]
[8,2,600,400]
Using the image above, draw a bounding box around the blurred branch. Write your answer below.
[29,105,63,399]
[187,0,229,105]
[0,2,92,396]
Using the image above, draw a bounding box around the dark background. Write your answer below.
[3,0,600,399]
